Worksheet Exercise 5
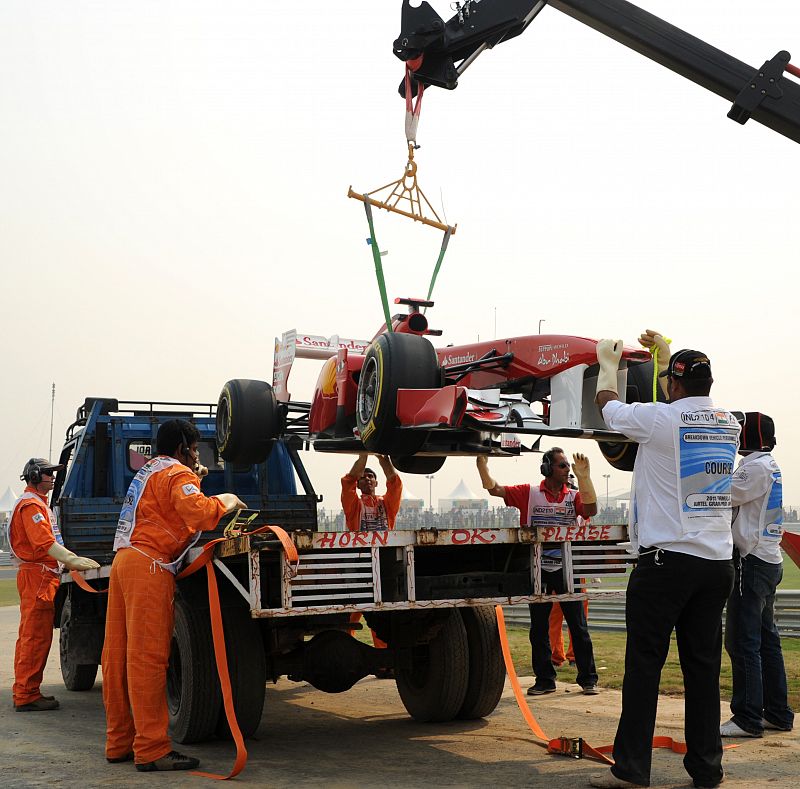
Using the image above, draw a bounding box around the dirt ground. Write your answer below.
[0,606,795,789]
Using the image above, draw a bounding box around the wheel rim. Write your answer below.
[216,392,231,451]
[357,357,379,426]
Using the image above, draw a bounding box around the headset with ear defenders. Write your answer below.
[26,460,42,485]
[540,450,554,478]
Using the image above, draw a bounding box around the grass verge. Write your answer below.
[0,578,19,606]
[504,625,800,710]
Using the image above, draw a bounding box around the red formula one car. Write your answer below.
[216,298,660,474]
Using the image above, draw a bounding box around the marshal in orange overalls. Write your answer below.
[101,462,225,764]
[10,488,61,707]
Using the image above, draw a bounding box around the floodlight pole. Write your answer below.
[425,474,435,511]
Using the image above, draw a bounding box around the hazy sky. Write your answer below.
[2,1,799,512]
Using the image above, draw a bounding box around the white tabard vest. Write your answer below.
[114,456,201,574]
[9,492,64,573]
[525,486,579,571]
[732,453,784,563]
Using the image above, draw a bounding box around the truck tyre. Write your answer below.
[215,605,267,740]
[217,379,282,464]
[356,333,439,455]
[168,598,222,744]
[457,607,505,720]
[598,359,665,471]
[390,455,445,475]
[396,609,469,722]
[59,596,98,692]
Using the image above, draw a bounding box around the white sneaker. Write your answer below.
[719,719,760,737]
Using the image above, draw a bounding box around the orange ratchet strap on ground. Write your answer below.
[177,522,299,780]
[494,605,692,767]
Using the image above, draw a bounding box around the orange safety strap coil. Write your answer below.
[175,523,298,780]
[494,605,693,767]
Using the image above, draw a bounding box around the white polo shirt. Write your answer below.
[602,396,739,560]
[730,452,784,564]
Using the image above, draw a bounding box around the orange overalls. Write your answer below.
[9,487,61,706]
[101,460,225,764]
[341,474,402,649]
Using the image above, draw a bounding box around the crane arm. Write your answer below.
[393,0,800,144]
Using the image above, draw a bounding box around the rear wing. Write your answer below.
[273,330,372,402]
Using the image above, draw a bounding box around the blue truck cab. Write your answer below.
[52,397,318,719]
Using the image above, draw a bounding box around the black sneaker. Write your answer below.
[527,684,556,696]
[582,684,600,695]
[15,697,60,711]
[107,752,134,763]
[136,751,200,772]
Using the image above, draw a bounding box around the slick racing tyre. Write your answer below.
[598,359,666,471]
[217,379,283,464]
[356,333,439,455]
[389,455,445,475]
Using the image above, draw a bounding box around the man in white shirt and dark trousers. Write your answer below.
[591,334,738,789]
[720,412,794,737]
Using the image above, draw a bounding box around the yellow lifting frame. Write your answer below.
[348,143,457,235]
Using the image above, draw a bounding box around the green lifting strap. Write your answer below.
[425,226,452,305]
[363,198,394,332]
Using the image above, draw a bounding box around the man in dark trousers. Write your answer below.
[591,334,738,789]
[720,412,794,737]
[477,449,600,695]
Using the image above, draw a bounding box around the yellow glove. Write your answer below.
[638,329,670,373]
[47,542,101,571]
[595,339,623,397]
[214,493,248,514]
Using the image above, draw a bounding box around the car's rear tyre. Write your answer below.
[457,607,505,720]
[59,596,99,692]
[168,598,222,744]
[215,605,267,740]
[356,333,439,455]
[598,359,665,471]
[390,455,445,475]
[395,609,469,722]
[217,379,282,464]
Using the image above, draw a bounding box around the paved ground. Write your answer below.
[0,605,795,788]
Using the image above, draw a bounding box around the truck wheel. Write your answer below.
[168,598,222,744]
[396,609,469,722]
[457,607,505,719]
[215,606,267,740]
[356,333,439,455]
[217,379,282,464]
[598,359,665,471]
[59,596,98,692]
[390,455,445,475]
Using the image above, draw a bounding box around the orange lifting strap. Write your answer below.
[494,605,696,768]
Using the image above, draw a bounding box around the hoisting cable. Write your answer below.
[425,225,453,303]
[363,198,395,332]
[404,58,424,146]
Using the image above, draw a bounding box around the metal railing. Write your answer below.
[503,590,800,638]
